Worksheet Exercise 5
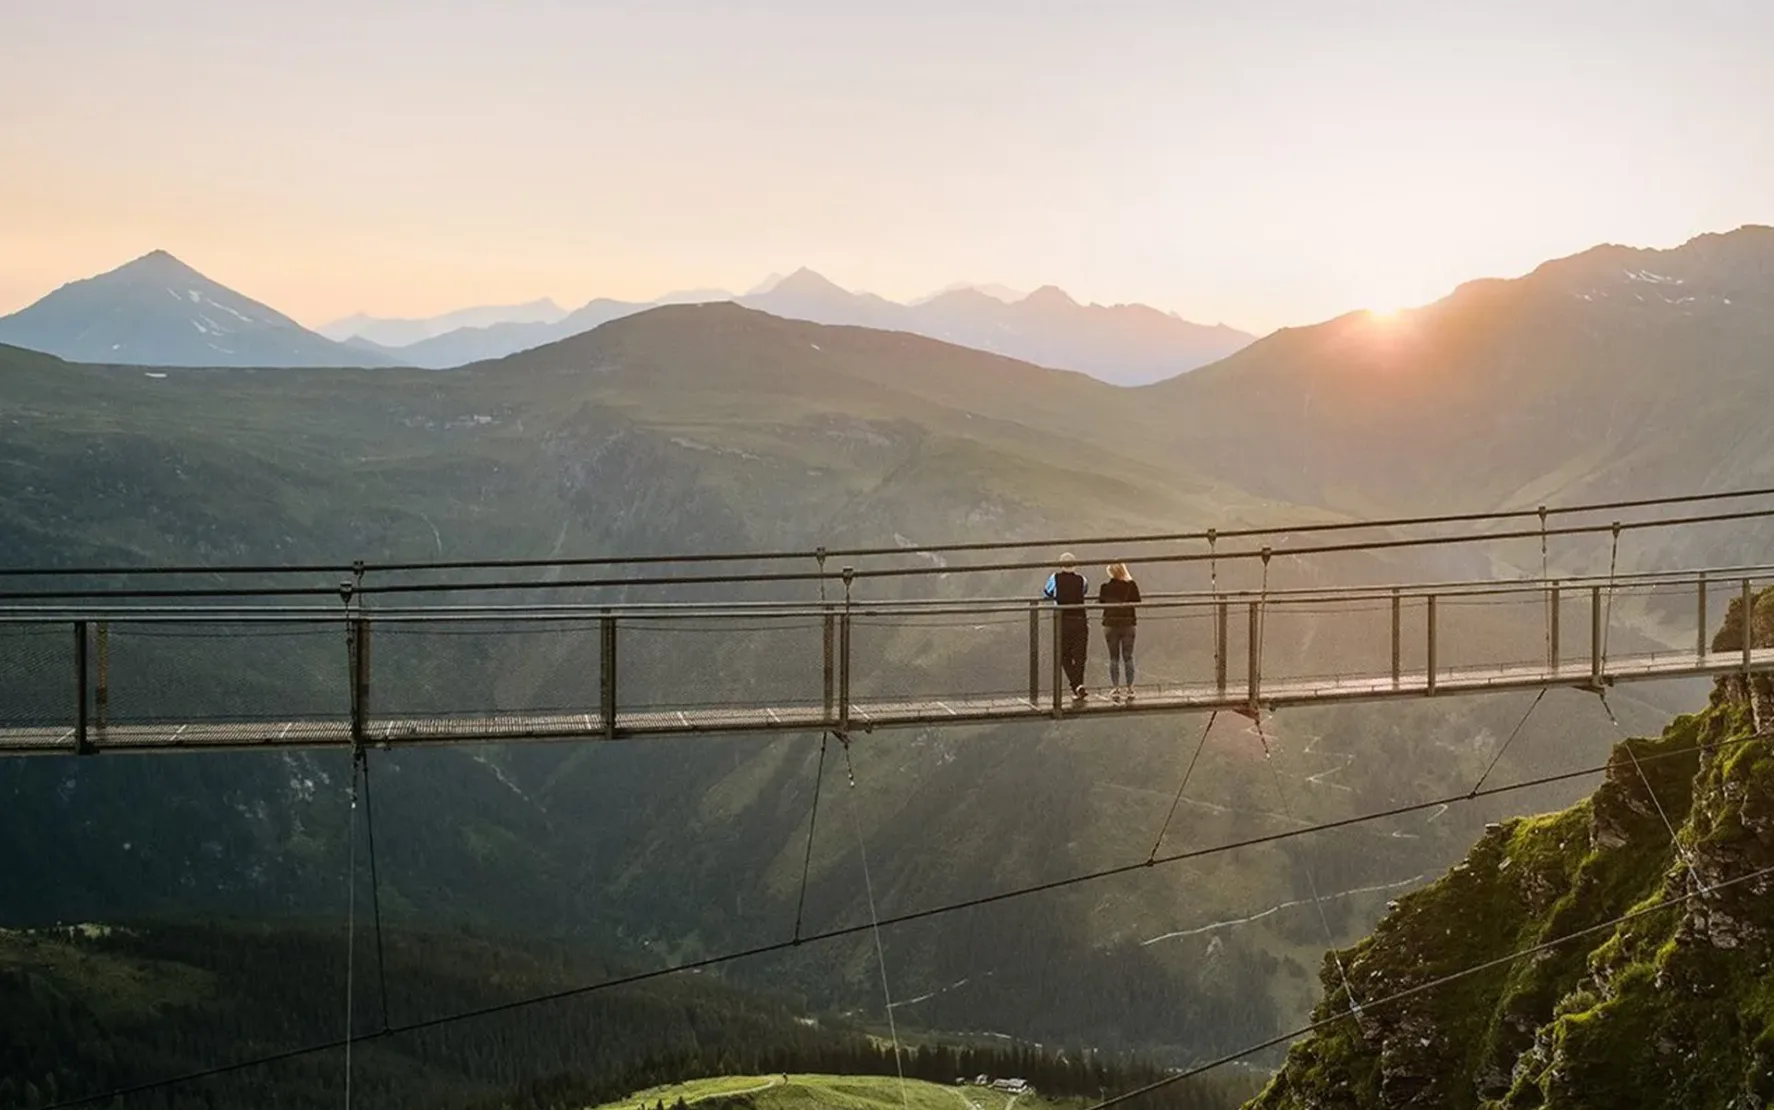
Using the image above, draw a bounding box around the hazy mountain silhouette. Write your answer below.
[320,298,568,347]
[386,267,1251,381]
[0,251,395,368]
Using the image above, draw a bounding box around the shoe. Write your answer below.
[1123,687,1136,704]
[1110,686,1125,704]
[1072,686,1088,703]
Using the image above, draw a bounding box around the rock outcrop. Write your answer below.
[1248,589,1774,1110]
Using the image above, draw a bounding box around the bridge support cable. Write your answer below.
[356,749,392,1032]
[1082,855,1774,1110]
[24,503,1774,607]
[1595,690,1703,892]
[792,733,830,943]
[1467,688,1548,797]
[10,483,1774,584]
[1254,710,1369,1035]
[343,755,360,1110]
[42,733,1761,1110]
[838,737,910,1110]
[1146,711,1218,863]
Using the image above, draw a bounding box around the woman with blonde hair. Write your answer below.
[1097,562,1141,702]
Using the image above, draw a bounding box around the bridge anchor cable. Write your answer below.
[343,756,359,1110]
[1596,690,1704,895]
[1256,710,1369,1034]
[838,738,909,1110]
[792,734,830,944]
[1146,711,1218,863]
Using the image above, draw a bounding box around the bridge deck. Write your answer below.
[3,648,1767,756]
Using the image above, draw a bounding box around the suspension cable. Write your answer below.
[357,749,392,1031]
[12,503,1774,602]
[1256,712,1368,1032]
[838,739,909,1110]
[343,757,359,1110]
[1468,688,1548,796]
[1595,691,1701,889]
[792,734,830,943]
[14,484,1774,581]
[1146,711,1218,862]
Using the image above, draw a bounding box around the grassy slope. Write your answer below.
[593,1074,1075,1110]
[1245,588,1774,1109]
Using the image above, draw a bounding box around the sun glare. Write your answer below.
[1366,303,1402,320]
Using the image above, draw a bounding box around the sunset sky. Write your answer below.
[2,0,1770,334]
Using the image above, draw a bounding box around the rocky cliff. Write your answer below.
[1248,588,1774,1109]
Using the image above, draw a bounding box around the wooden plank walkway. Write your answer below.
[2,647,1768,756]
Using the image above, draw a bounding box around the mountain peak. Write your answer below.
[1021,284,1078,308]
[0,251,393,368]
[772,267,849,296]
[117,249,205,281]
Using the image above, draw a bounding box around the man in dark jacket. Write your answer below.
[1043,552,1089,702]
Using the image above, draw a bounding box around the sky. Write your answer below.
[2,0,1771,335]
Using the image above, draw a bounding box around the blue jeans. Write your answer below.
[1105,625,1135,687]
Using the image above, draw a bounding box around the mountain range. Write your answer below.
[319,297,569,347]
[0,252,1253,383]
[0,250,395,368]
[356,267,1255,382]
[3,223,1774,1101]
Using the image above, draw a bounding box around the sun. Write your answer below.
[1366,302,1403,320]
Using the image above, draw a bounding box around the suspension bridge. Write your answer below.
[1,561,1769,756]
[16,486,1774,1110]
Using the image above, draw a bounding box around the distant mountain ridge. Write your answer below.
[319,297,568,347]
[371,266,1253,383]
[1148,223,1774,521]
[0,251,394,368]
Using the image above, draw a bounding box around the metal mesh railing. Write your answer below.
[371,618,602,719]
[1,568,1769,751]
[100,620,348,725]
[0,623,75,729]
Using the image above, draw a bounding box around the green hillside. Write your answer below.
[1245,589,1774,1109]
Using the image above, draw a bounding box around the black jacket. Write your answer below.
[1045,570,1088,620]
[1098,578,1141,627]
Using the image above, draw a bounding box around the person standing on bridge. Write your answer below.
[1044,553,1090,703]
[1098,562,1140,703]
